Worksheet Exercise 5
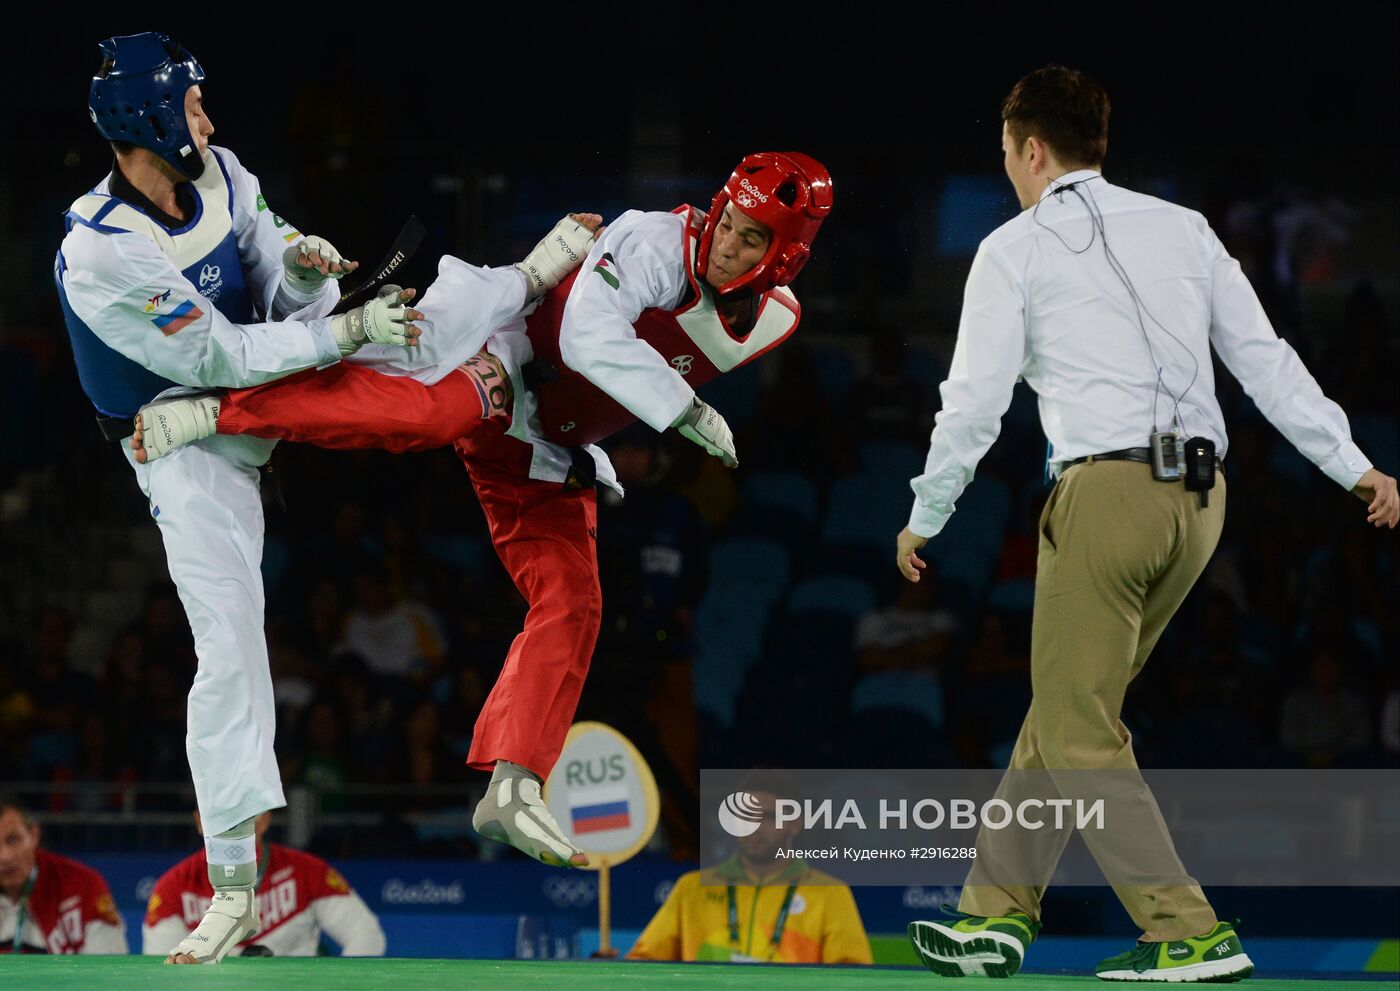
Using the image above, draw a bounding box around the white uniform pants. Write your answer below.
[123,433,283,836]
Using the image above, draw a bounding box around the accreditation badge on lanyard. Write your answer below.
[10,866,38,954]
[727,883,797,963]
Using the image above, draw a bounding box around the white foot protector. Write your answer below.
[514,215,600,298]
[471,777,587,868]
[137,395,221,461]
[165,886,258,964]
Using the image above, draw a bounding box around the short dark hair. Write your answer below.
[1001,65,1110,168]
[110,140,137,157]
[0,792,34,826]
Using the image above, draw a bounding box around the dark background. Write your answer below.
[0,4,1396,869]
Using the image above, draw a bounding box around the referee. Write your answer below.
[897,66,1398,982]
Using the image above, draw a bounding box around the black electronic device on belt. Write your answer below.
[1183,436,1216,507]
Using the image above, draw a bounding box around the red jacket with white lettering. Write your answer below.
[0,848,127,954]
[141,843,385,957]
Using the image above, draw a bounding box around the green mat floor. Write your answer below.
[0,957,1382,991]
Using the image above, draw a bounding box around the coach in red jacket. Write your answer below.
[0,793,127,954]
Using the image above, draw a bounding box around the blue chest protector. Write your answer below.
[54,150,256,419]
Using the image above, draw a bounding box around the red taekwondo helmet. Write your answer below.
[696,152,833,299]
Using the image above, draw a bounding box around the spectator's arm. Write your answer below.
[312,892,386,956]
[79,880,128,954]
[80,918,128,954]
[141,916,189,956]
[625,875,688,961]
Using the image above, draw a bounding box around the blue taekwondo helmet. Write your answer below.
[89,32,207,179]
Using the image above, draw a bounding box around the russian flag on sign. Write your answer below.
[569,784,631,835]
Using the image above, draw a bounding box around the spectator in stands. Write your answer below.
[322,651,396,783]
[847,571,960,745]
[339,561,446,688]
[0,662,35,770]
[742,340,847,477]
[390,698,461,803]
[854,568,961,674]
[1278,646,1371,765]
[23,606,89,780]
[628,787,872,965]
[0,793,127,954]
[143,810,385,958]
[284,700,351,811]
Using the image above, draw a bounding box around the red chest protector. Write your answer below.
[523,206,801,446]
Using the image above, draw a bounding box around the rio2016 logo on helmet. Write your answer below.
[697,151,834,299]
[89,32,207,179]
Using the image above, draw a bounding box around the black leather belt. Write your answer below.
[1067,446,1222,472]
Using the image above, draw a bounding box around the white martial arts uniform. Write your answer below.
[56,145,342,835]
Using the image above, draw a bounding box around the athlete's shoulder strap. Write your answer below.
[66,191,166,242]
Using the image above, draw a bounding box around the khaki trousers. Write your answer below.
[959,460,1226,941]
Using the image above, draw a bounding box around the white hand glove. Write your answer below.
[673,397,738,468]
[330,285,415,355]
[515,215,601,298]
[283,235,348,293]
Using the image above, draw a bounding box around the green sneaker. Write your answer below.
[1096,921,1253,983]
[908,908,1040,977]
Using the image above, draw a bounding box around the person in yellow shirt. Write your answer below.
[627,790,872,964]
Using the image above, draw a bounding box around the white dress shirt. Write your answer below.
[908,170,1372,537]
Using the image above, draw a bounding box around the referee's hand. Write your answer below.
[1352,468,1400,529]
[896,527,930,582]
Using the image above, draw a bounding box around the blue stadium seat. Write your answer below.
[789,575,878,617]
[696,589,772,662]
[852,671,944,728]
[903,347,948,387]
[707,537,792,599]
[1350,412,1399,474]
[821,473,913,548]
[924,476,1015,602]
[857,440,926,480]
[740,471,820,525]
[840,708,958,769]
[696,358,765,428]
[1269,439,1312,484]
[693,651,749,728]
[806,343,857,403]
[987,578,1036,613]
[801,542,895,598]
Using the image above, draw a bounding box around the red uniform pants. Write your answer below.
[222,362,601,778]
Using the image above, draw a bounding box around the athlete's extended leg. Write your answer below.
[133,351,511,459]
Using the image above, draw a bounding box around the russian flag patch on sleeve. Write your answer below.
[150,297,205,336]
